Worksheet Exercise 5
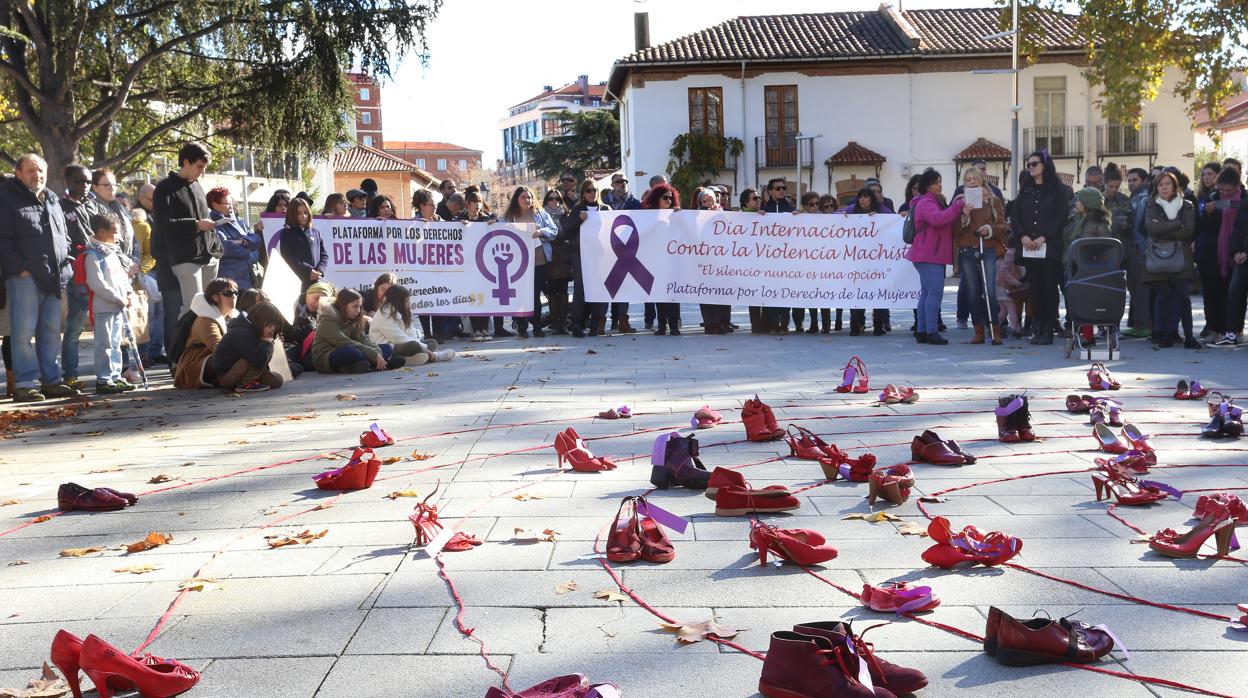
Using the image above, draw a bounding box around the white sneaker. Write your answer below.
[432,349,456,362]
[1212,332,1240,347]
[471,331,486,342]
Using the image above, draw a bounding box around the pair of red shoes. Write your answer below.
[749,519,837,565]
[1092,423,1154,459]
[910,430,976,466]
[861,581,940,613]
[785,425,877,482]
[921,516,1022,568]
[835,356,869,394]
[878,384,918,404]
[1087,361,1120,390]
[1091,460,1167,506]
[606,496,673,563]
[692,405,722,429]
[50,630,199,698]
[715,484,801,516]
[1151,494,1246,558]
[554,428,616,472]
[704,466,790,500]
[58,482,137,512]
[312,447,381,490]
[359,423,395,448]
[867,465,914,505]
[759,621,927,698]
[742,396,785,442]
[1174,379,1208,400]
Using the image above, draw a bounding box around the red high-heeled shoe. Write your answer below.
[868,465,914,505]
[1150,504,1238,558]
[785,424,826,460]
[51,630,179,698]
[1121,424,1153,452]
[637,498,675,563]
[1092,423,1130,454]
[835,356,869,394]
[554,432,612,472]
[1091,472,1167,506]
[749,519,837,565]
[607,497,642,563]
[1087,361,1120,390]
[818,445,876,482]
[80,635,199,698]
[409,485,443,547]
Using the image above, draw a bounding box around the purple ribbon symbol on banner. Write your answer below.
[603,214,655,297]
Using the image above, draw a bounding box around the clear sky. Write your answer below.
[380,0,1010,166]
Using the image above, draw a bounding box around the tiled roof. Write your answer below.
[826,141,886,166]
[512,82,610,110]
[616,7,1083,66]
[334,143,440,186]
[1194,92,1248,129]
[383,141,481,153]
[954,138,1013,162]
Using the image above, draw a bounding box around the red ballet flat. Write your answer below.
[861,581,940,613]
[922,516,1022,568]
[704,467,791,500]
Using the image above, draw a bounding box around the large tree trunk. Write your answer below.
[36,104,81,196]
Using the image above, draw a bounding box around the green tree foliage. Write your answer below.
[0,0,442,188]
[1001,0,1241,130]
[666,133,744,206]
[520,108,620,182]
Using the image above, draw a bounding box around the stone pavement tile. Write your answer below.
[506,650,760,697]
[194,657,335,698]
[100,574,386,619]
[314,545,411,576]
[1124,650,1248,698]
[0,552,209,589]
[987,604,1241,651]
[878,651,1154,696]
[1092,565,1248,604]
[808,494,1013,517]
[619,567,865,607]
[316,653,507,697]
[404,541,553,572]
[725,605,987,652]
[487,517,607,542]
[542,606,718,654]
[694,516,903,541]
[0,582,150,625]
[0,616,182,671]
[915,476,1096,497]
[866,567,1132,606]
[426,606,544,654]
[145,610,367,659]
[988,494,1109,515]
[893,513,1118,539]
[377,569,617,609]
[344,607,447,654]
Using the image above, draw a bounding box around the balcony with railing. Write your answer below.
[1023,126,1084,160]
[754,135,815,169]
[1096,123,1158,166]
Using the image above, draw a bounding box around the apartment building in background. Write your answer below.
[498,74,614,183]
[384,141,484,181]
[346,72,384,148]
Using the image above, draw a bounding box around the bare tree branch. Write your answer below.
[94,89,259,169]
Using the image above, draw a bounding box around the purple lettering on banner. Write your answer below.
[603,215,655,297]
[474,229,530,306]
[636,499,688,534]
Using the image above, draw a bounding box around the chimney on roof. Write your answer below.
[635,12,650,52]
[578,74,589,94]
[878,2,922,49]
[543,85,553,92]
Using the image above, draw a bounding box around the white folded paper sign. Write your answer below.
[964,187,983,209]
[1022,243,1047,259]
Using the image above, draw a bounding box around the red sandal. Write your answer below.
[1087,361,1120,390]
[835,356,869,394]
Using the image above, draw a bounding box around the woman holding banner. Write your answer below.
[277,198,327,295]
[642,184,683,335]
[906,170,966,345]
[541,190,571,334]
[695,188,732,334]
[558,179,609,338]
[505,187,558,338]
[838,187,893,336]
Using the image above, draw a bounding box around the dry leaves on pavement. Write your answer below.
[147,474,177,484]
[113,564,160,575]
[8,560,28,567]
[177,577,224,592]
[385,490,421,500]
[30,515,53,524]
[658,619,745,644]
[381,456,402,465]
[554,580,579,595]
[59,546,106,558]
[125,532,173,553]
[512,493,545,501]
[0,662,72,698]
[917,496,947,504]
[410,452,433,461]
[843,511,901,523]
[593,589,630,604]
[895,522,929,537]
[0,499,19,507]
[264,529,328,548]
[512,527,560,543]
[336,394,358,401]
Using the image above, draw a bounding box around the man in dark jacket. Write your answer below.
[0,154,83,401]
[153,142,222,311]
[61,164,108,387]
[760,178,796,332]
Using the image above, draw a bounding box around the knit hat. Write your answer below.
[306,281,336,298]
[1076,186,1105,212]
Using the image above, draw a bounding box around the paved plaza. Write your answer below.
[2,293,1247,697]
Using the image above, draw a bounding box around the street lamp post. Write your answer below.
[975,0,1022,195]
[794,133,822,197]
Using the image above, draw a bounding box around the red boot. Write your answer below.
[758,631,883,698]
[743,396,784,442]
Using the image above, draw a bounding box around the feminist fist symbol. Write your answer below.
[492,242,514,267]
[490,241,517,304]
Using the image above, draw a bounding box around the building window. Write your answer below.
[764,85,799,166]
[360,111,371,125]
[1033,76,1067,151]
[359,87,370,101]
[458,159,467,170]
[416,158,426,169]
[362,135,373,147]
[437,158,447,171]
[688,87,723,136]
[593,99,601,107]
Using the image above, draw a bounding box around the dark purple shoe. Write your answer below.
[58,482,129,512]
[98,487,138,506]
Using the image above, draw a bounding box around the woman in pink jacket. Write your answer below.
[905,169,966,345]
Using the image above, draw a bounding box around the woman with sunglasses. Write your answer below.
[541,190,572,334]
[557,179,610,337]
[838,187,894,336]
[641,184,683,335]
[173,277,239,389]
[1014,150,1069,345]
[695,188,732,334]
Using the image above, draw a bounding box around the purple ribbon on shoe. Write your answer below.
[636,499,689,534]
[603,216,655,297]
[1139,480,1183,500]
[994,396,1025,417]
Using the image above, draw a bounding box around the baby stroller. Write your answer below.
[1063,237,1126,360]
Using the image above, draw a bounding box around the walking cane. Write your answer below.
[120,307,149,389]
[978,235,997,343]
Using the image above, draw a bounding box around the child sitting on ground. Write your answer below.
[213,301,287,392]
[83,213,138,394]
[368,285,455,365]
[311,288,406,373]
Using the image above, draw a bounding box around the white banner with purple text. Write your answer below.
[262,214,536,316]
[578,210,919,308]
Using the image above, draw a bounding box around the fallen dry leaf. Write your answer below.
[59,546,106,558]
[229,439,251,445]
[312,502,334,511]
[125,532,172,553]
[8,560,29,566]
[554,580,579,595]
[917,496,947,504]
[87,467,123,474]
[843,511,901,523]
[147,474,176,484]
[586,349,598,354]
[0,662,71,698]
[896,522,929,537]
[381,456,402,465]
[593,589,630,604]
[246,420,281,427]
[427,371,439,377]
[285,413,318,421]
[659,619,744,644]
[0,499,19,507]
[512,493,546,501]
[264,529,328,548]
[177,577,224,592]
[513,527,560,543]
[30,515,53,524]
[337,411,367,417]
[336,394,358,401]
[113,564,160,575]
[385,490,421,499]
[410,451,433,461]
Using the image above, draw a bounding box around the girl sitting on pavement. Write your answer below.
[311,288,405,374]
[368,285,455,365]
[213,301,287,392]
[173,277,239,389]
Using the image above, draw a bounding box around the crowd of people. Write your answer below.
[2,139,1246,403]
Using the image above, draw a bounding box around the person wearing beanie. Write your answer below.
[1062,186,1112,266]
